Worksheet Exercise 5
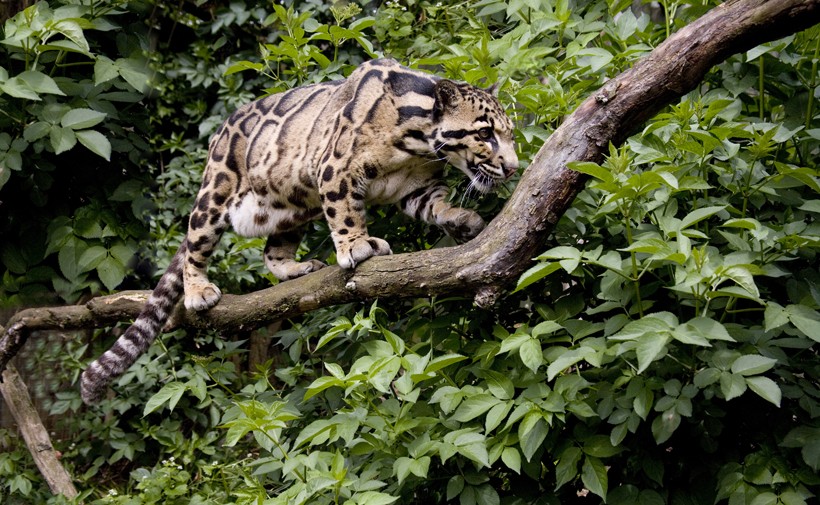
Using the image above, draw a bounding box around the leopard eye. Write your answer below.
[478,127,493,140]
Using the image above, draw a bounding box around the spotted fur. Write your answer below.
[81,59,518,403]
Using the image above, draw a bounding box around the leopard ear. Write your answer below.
[433,79,461,119]
[485,82,499,96]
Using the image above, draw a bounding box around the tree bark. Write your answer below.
[1,0,820,368]
[0,330,78,498]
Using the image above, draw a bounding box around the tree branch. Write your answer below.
[0,325,78,498]
[2,0,819,369]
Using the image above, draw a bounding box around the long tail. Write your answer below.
[81,243,187,404]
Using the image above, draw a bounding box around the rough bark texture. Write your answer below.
[2,0,820,375]
[0,335,78,498]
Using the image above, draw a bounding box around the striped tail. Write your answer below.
[81,243,187,404]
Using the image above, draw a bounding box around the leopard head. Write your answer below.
[432,79,519,193]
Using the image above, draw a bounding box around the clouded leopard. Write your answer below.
[81,58,518,404]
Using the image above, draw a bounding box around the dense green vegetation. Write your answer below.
[1,0,818,504]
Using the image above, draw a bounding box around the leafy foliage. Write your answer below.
[1,0,818,504]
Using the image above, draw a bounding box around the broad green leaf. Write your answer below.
[720,372,747,400]
[293,420,333,448]
[581,456,608,501]
[58,240,84,280]
[636,333,671,373]
[680,205,725,230]
[554,446,582,489]
[501,447,521,474]
[749,492,778,505]
[451,394,499,423]
[76,130,112,160]
[785,304,820,342]
[514,261,562,291]
[730,354,777,376]
[353,491,399,505]
[78,245,107,271]
[62,108,107,130]
[568,161,613,183]
[532,320,562,338]
[745,376,781,407]
[483,370,514,400]
[651,409,680,444]
[304,376,342,400]
[24,121,50,142]
[50,126,76,154]
[546,348,586,381]
[0,77,40,100]
[519,414,548,462]
[94,55,119,84]
[97,255,125,290]
[424,353,467,373]
[144,381,187,415]
[456,441,490,467]
[764,302,789,331]
[519,337,543,373]
[485,401,512,433]
[685,317,735,342]
[18,70,64,96]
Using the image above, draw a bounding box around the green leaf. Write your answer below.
[519,337,543,373]
[501,447,521,474]
[451,394,499,423]
[17,70,64,96]
[764,302,789,331]
[554,446,582,489]
[144,381,187,415]
[0,77,41,100]
[78,245,107,272]
[519,414,548,461]
[785,304,820,342]
[680,205,725,230]
[97,255,125,290]
[24,121,50,142]
[353,491,399,505]
[720,372,747,400]
[569,161,613,182]
[94,55,119,84]
[76,130,111,160]
[651,409,681,444]
[636,333,671,373]
[745,376,781,407]
[514,261,561,291]
[581,456,608,501]
[483,370,514,400]
[62,108,107,130]
[424,353,467,373]
[304,376,342,400]
[730,355,777,376]
[485,401,512,433]
[546,348,586,381]
[50,126,76,154]
[58,240,84,280]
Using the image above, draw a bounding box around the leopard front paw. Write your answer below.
[184,282,222,311]
[441,209,486,242]
[336,236,392,269]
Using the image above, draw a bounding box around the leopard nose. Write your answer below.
[503,158,519,178]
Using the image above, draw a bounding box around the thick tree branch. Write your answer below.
[2,0,819,369]
[0,323,78,498]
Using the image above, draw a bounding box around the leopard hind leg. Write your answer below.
[264,228,326,281]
